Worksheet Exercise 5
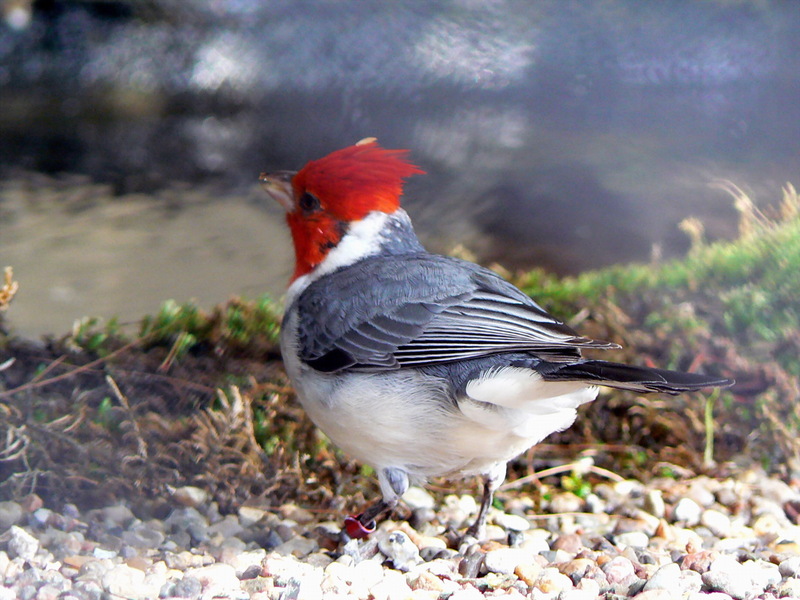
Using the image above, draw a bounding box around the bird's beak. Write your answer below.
[259,170,296,212]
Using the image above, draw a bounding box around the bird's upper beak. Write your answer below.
[259,170,296,212]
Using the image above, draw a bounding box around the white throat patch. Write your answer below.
[286,210,391,305]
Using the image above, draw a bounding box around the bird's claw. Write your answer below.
[343,514,376,539]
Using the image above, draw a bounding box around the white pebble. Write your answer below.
[673,498,702,526]
[558,588,596,600]
[643,562,681,593]
[644,490,666,519]
[403,487,436,510]
[535,566,574,594]
[6,525,38,561]
[780,555,800,577]
[172,485,208,508]
[102,564,147,600]
[483,548,531,575]
[370,568,413,600]
[0,503,22,532]
[378,530,421,571]
[601,556,635,583]
[613,531,649,549]
[701,509,732,537]
[492,512,531,532]
[779,577,800,598]
[449,584,485,600]
[702,555,763,600]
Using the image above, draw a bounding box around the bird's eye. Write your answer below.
[298,192,321,213]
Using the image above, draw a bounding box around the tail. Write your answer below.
[540,360,734,395]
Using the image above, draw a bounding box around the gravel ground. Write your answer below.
[2,465,800,600]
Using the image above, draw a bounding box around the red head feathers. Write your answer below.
[292,138,425,222]
[263,139,425,281]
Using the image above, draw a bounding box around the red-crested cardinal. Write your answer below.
[260,138,733,540]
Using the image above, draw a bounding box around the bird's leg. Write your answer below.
[344,467,409,539]
[465,463,506,539]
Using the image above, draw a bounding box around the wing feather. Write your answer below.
[293,253,616,372]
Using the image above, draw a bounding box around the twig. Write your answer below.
[0,336,148,400]
[500,462,624,492]
[106,375,148,459]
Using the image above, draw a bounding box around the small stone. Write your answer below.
[514,562,542,587]
[122,522,166,548]
[519,530,550,555]
[601,556,636,584]
[548,492,584,514]
[539,548,574,564]
[643,563,681,593]
[614,479,645,497]
[99,504,135,527]
[673,498,702,526]
[440,495,477,529]
[679,569,704,595]
[278,504,315,525]
[644,490,666,519]
[172,486,208,508]
[535,567,573,594]
[551,533,583,553]
[681,549,718,573]
[101,564,146,600]
[172,575,203,598]
[6,525,39,560]
[415,534,447,551]
[403,487,436,511]
[411,570,445,592]
[449,584,485,600]
[493,512,530,532]
[558,589,596,600]
[631,590,674,600]
[687,478,717,507]
[378,530,421,571]
[483,548,531,575]
[559,558,597,584]
[238,506,269,527]
[702,555,761,600]
[0,502,23,532]
[207,514,245,539]
[614,531,649,549]
[20,495,44,513]
[780,556,800,577]
[93,547,117,560]
[371,568,413,600]
[745,559,781,589]
[353,557,384,592]
[274,535,318,558]
[759,476,796,505]
[752,513,784,537]
[185,563,240,591]
[701,509,732,537]
[583,492,606,514]
[31,508,53,528]
[577,578,601,596]
[779,577,800,598]
[458,548,485,579]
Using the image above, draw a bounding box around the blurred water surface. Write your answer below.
[1,0,798,336]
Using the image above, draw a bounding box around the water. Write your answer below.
[1,1,798,337]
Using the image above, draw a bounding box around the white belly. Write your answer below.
[281,313,598,482]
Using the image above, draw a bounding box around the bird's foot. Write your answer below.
[343,513,376,539]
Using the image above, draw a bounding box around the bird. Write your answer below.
[260,138,733,540]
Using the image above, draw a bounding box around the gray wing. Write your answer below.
[292,253,616,373]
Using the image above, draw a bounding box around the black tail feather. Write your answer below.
[541,360,734,395]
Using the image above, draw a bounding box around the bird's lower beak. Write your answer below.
[259,170,296,211]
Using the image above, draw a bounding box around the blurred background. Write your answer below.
[1,0,798,337]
